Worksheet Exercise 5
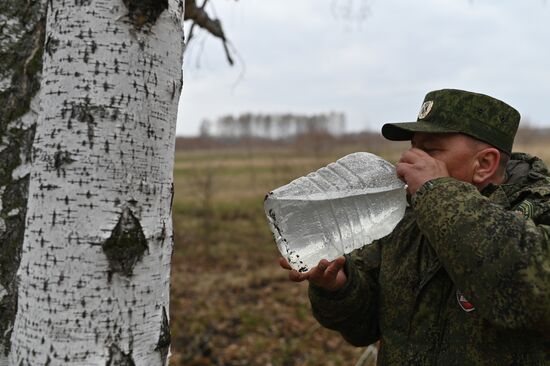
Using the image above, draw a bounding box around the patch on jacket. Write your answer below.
[513,200,534,220]
[456,290,475,312]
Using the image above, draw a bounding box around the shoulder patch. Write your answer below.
[514,200,534,220]
[456,290,475,313]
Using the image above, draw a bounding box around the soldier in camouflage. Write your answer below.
[280,89,550,365]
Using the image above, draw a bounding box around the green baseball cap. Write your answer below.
[381,89,520,154]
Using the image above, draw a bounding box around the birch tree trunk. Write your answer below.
[3,0,184,364]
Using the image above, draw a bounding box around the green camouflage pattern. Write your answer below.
[309,153,550,365]
[381,89,520,154]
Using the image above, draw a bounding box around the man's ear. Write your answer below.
[472,148,501,185]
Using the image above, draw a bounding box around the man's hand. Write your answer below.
[278,256,347,292]
[396,148,450,196]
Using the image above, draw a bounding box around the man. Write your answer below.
[279,89,550,364]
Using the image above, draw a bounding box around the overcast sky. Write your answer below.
[176,0,550,136]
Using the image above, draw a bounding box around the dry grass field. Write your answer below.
[169,134,550,366]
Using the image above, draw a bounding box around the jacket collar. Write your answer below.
[481,152,550,208]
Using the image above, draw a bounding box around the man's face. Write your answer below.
[410,132,478,184]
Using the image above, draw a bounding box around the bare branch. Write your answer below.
[186,0,208,46]
[184,0,234,65]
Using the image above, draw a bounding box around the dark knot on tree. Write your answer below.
[155,307,171,365]
[106,344,136,366]
[122,0,168,29]
[102,207,148,277]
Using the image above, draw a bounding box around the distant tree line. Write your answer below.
[200,112,346,139]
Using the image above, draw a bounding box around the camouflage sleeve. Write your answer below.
[308,241,381,346]
[412,177,550,333]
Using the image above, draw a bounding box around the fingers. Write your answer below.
[324,256,345,279]
[288,269,308,282]
[278,257,292,270]
[279,257,309,282]
[279,256,346,286]
[395,147,450,196]
[399,148,430,165]
[395,161,411,182]
[316,259,329,272]
[397,148,425,182]
[310,257,345,284]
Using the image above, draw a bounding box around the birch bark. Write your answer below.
[7,0,184,364]
[0,1,45,364]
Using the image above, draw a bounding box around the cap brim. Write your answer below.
[381,121,459,141]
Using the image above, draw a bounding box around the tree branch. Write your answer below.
[184,0,234,65]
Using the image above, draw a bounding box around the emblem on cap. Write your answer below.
[418,100,434,120]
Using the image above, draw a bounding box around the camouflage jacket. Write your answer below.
[309,153,550,365]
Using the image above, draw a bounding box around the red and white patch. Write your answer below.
[456,290,475,312]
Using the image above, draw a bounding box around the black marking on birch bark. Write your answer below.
[155,307,171,365]
[53,150,75,176]
[106,344,135,366]
[111,108,119,121]
[45,35,59,57]
[102,207,148,277]
[122,0,168,29]
[144,83,149,98]
[70,100,99,149]
[39,183,60,191]
[169,182,174,213]
[157,221,166,244]
[75,0,92,7]
[83,48,90,64]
